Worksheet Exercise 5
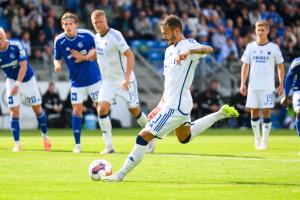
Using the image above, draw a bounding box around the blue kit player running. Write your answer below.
[281,57,300,155]
[54,12,102,153]
[0,27,51,152]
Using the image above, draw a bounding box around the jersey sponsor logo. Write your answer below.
[1,60,18,69]
[96,47,104,55]
[252,55,269,63]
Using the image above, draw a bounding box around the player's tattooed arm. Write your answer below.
[176,45,213,64]
[190,45,214,55]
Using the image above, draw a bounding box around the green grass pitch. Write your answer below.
[0,128,300,200]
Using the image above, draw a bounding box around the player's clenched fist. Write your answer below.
[147,106,162,121]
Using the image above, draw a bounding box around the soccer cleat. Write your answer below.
[146,139,157,153]
[43,136,51,151]
[220,104,239,118]
[73,145,81,153]
[100,148,115,154]
[258,141,267,150]
[102,172,124,182]
[255,138,261,150]
[12,144,21,152]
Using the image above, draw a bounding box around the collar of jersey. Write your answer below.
[256,41,269,46]
[101,27,110,37]
[65,31,78,41]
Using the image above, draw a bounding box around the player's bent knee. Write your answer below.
[179,134,191,144]
[136,135,148,146]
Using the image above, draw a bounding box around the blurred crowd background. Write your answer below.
[0,0,299,129]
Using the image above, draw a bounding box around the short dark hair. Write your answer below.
[160,14,182,31]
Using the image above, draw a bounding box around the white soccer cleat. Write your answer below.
[73,145,81,153]
[146,139,157,153]
[100,147,115,154]
[257,141,267,150]
[255,138,261,150]
[220,104,239,118]
[102,172,124,182]
[12,144,21,152]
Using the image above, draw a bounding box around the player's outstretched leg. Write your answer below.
[11,117,21,152]
[102,135,149,182]
[190,104,239,140]
[36,111,51,151]
[295,117,300,155]
[72,114,82,153]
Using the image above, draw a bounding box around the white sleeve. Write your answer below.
[274,45,284,64]
[241,44,250,64]
[115,32,129,54]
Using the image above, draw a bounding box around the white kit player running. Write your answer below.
[240,20,285,150]
[0,27,51,152]
[88,10,156,154]
[103,14,239,182]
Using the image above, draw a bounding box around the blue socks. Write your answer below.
[10,117,20,142]
[72,115,82,144]
[37,111,48,134]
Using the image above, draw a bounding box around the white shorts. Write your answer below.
[145,107,191,139]
[98,81,139,109]
[246,90,275,109]
[6,77,41,108]
[293,91,300,112]
[71,81,101,104]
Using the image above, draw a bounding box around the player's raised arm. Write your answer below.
[176,45,213,64]
[240,63,249,96]
[277,63,285,96]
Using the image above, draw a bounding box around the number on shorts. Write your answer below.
[90,91,99,101]
[8,96,13,104]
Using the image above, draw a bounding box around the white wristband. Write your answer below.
[15,81,21,87]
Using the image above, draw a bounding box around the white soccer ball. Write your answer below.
[88,159,112,181]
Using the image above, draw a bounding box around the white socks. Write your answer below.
[251,120,261,141]
[191,111,225,140]
[136,112,148,127]
[262,122,272,143]
[99,116,113,149]
[118,144,147,178]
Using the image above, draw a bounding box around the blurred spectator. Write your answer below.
[133,10,154,39]
[42,81,64,128]
[21,31,31,56]
[211,25,227,56]
[218,38,239,63]
[28,18,41,45]
[198,80,223,117]
[114,9,135,41]
[230,91,251,128]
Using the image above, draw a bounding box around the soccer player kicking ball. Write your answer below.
[54,13,102,153]
[240,20,285,150]
[103,14,239,182]
[0,27,51,152]
[281,57,300,155]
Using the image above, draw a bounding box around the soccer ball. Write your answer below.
[88,159,112,181]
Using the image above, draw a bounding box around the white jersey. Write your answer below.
[163,38,205,115]
[241,41,283,90]
[94,28,135,85]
